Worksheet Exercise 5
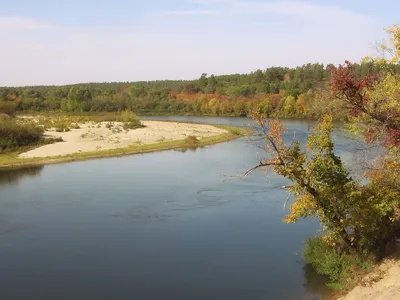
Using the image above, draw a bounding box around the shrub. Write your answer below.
[0,101,17,117]
[105,121,114,130]
[70,123,80,129]
[51,118,74,132]
[0,120,44,151]
[121,110,142,130]
[228,127,242,135]
[304,236,373,289]
[186,135,199,148]
[42,137,64,144]
[55,124,70,132]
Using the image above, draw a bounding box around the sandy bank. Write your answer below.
[338,253,400,300]
[19,121,227,158]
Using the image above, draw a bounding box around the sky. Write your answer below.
[0,0,399,86]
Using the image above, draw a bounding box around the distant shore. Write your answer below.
[0,121,249,169]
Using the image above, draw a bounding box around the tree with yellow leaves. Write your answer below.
[247,24,400,287]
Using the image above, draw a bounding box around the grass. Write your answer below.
[304,236,375,294]
[0,125,250,169]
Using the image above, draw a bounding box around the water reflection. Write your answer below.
[303,263,331,299]
[0,166,44,187]
[174,146,199,153]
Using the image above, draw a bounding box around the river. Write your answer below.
[0,117,359,300]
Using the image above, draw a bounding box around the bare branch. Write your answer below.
[282,185,294,189]
[242,161,280,178]
[283,191,293,211]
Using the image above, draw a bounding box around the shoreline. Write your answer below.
[336,250,400,300]
[0,124,250,170]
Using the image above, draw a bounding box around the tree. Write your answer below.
[205,75,217,94]
[66,86,92,112]
[234,100,247,116]
[67,88,79,112]
[197,73,208,92]
[246,25,400,263]
[253,69,264,83]
[258,98,273,116]
[296,93,310,116]
[283,95,296,116]
[208,98,219,115]
[183,83,198,94]
[249,113,400,256]
[3,38,398,118]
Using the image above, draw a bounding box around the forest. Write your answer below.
[2,62,400,119]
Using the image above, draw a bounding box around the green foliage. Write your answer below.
[250,25,400,291]
[121,110,142,130]
[0,120,44,151]
[65,86,92,112]
[227,127,242,135]
[2,62,398,119]
[285,117,400,254]
[258,98,274,116]
[70,123,80,129]
[282,95,297,116]
[55,125,70,132]
[0,101,17,117]
[304,237,373,288]
[42,136,64,144]
[52,119,72,132]
[252,112,400,260]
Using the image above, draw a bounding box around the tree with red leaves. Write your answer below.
[329,61,400,147]
[245,25,400,286]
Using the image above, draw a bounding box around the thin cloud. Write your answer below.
[194,0,371,24]
[158,10,217,16]
[0,1,385,86]
[0,16,53,30]
[235,1,371,22]
[193,0,232,4]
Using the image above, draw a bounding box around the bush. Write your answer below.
[105,121,114,130]
[55,124,70,132]
[186,135,199,148]
[228,127,242,135]
[304,236,373,289]
[42,137,64,144]
[70,123,80,129]
[0,120,44,151]
[0,101,17,117]
[121,110,142,129]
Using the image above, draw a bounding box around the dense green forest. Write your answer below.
[2,62,400,119]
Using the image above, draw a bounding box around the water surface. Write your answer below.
[0,117,356,300]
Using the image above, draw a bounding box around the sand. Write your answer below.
[19,121,227,158]
[338,251,400,300]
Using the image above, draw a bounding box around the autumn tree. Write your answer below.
[249,111,400,254]
[246,24,400,286]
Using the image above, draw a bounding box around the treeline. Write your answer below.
[1,62,400,119]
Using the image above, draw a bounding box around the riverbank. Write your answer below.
[337,251,400,300]
[0,121,249,169]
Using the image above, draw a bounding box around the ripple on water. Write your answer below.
[196,189,231,207]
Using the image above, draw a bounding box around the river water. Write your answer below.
[0,117,358,300]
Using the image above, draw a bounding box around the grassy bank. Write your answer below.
[0,125,250,169]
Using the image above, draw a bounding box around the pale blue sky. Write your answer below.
[1,0,399,86]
